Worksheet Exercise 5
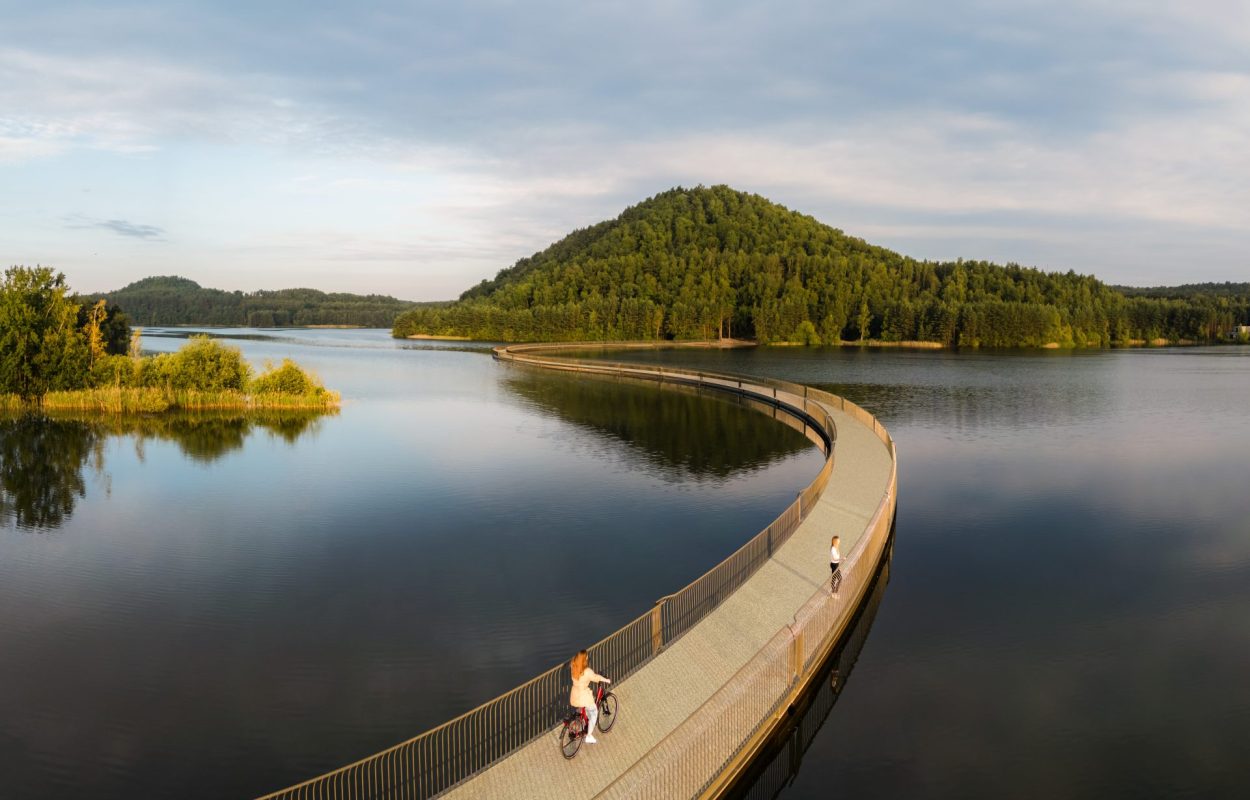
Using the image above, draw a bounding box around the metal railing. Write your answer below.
[256,342,864,800]
[596,439,897,800]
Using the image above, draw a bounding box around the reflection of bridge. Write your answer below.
[256,343,897,800]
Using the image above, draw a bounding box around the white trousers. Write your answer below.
[583,703,598,733]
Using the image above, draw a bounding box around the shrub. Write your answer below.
[91,354,139,387]
[165,335,251,391]
[137,352,176,388]
[789,320,822,346]
[250,359,324,396]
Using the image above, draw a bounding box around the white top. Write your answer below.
[570,667,608,708]
[830,544,841,564]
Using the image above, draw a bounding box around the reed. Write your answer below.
[0,394,35,414]
[4,387,341,414]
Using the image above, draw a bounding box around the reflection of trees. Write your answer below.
[0,410,332,531]
[504,371,813,481]
[92,410,331,462]
[0,416,100,529]
[728,534,893,800]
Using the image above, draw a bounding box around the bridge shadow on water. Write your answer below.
[726,523,896,800]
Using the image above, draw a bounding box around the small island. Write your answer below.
[1,266,339,414]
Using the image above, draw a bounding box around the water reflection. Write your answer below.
[0,417,101,530]
[503,371,812,480]
[563,345,1116,437]
[730,533,894,800]
[0,410,332,531]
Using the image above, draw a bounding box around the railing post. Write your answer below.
[651,601,664,655]
[789,627,804,683]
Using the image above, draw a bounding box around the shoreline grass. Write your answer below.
[4,387,341,414]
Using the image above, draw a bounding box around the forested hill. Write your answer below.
[1115,282,1250,299]
[393,185,1250,347]
[100,276,425,327]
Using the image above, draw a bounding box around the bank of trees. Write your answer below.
[393,186,1250,346]
[102,276,421,327]
[2,266,337,410]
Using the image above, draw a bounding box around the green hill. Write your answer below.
[101,277,427,327]
[1115,282,1250,299]
[393,185,1249,347]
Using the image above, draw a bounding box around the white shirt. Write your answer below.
[830,544,841,564]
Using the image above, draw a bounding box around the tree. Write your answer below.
[84,299,108,366]
[0,266,90,399]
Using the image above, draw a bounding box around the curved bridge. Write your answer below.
[258,343,897,800]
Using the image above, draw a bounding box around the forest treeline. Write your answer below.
[393,186,1250,347]
[101,276,423,327]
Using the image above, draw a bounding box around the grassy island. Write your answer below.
[1,266,339,414]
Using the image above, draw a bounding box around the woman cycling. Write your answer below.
[569,649,611,744]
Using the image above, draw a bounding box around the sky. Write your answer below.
[2,0,1247,300]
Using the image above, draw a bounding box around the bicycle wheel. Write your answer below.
[560,716,585,759]
[597,692,619,732]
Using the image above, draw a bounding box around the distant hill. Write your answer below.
[393,185,1250,347]
[97,276,433,327]
[1115,282,1250,299]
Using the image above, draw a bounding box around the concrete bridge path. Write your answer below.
[442,396,894,799]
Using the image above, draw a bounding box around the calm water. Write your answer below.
[5,337,1248,799]
[0,329,823,799]
[602,346,1250,800]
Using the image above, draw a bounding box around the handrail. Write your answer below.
[255,341,854,800]
[597,436,897,800]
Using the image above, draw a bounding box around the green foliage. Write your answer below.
[161,335,251,390]
[102,275,425,327]
[91,354,140,387]
[0,266,90,398]
[392,186,1250,347]
[73,297,131,356]
[3,270,338,410]
[250,358,326,397]
[790,320,822,346]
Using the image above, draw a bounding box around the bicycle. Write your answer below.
[558,681,619,759]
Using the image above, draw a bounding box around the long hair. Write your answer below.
[570,649,588,681]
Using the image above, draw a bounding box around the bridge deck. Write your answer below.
[442,397,893,799]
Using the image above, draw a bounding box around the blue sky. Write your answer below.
[2,0,1246,299]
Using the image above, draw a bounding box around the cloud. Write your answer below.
[2,0,1249,292]
[63,214,166,241]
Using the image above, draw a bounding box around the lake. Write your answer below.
[603,345,1250,800]
[3,333,1247,799]
[0,329,822,799]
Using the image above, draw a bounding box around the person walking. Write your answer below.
[830,535,842,594]
[569,649,611,744]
